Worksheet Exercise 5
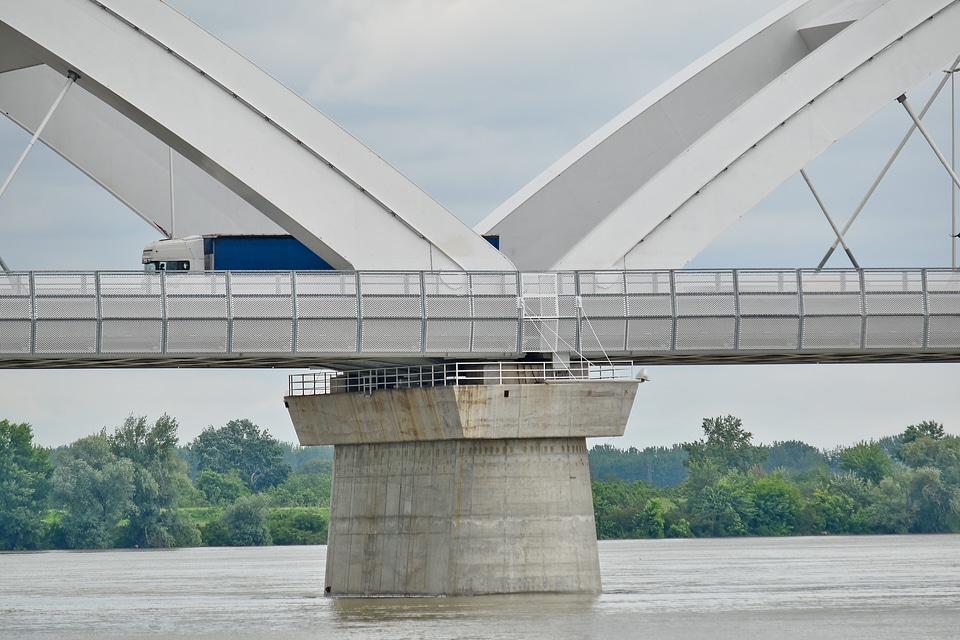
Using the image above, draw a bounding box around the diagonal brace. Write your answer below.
[898,94,960,202]
[802,169,860,269]
[0,71,80,272]
[817,56,960,269]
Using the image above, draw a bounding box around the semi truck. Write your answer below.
[141,235,333,271]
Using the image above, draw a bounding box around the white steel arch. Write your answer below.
[478,0,960,270]
[0,0,515,271]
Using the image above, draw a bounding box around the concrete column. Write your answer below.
[285,374,638,596]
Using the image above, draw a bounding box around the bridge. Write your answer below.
[3,0,960,596]
[2,268,960,368]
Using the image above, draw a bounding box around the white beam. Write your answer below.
[0,0,514,271]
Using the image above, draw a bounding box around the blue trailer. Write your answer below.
[142,235,334,271]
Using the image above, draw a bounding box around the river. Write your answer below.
[2,535,959,639]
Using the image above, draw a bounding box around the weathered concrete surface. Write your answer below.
[325,437,600,596]
[286,381,637,445]
[286,378,640,596]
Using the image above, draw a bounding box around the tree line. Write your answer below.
[2,414,958,550]
[590,416,960,539]
[0,415,331,551]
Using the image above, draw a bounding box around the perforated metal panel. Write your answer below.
[675,317,736,351]
[358,273,423,352]
[580,318,627,353]
[0,297,30,319]
[928,315,960,348]
[166,319,229,353]
[626,318,672,351]
[802,316,862,349]
[864,316,924,349]
[739,317,800,350]
[425,319,472,352]
[101,320,163,353]
[296,319,358,353]
[35,320,97,353]
[0,321,31,353]
[472,319,519,352]
[0,274,31,344]
[233,319,294,353]
[361,319,422,352]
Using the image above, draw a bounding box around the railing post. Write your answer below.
[574,271,583,355]
[669,270,678,353]
[859,269,867,351]
[922,269,930,350]
[621,270,628,352]
[291,272,299,354]
[355,272,363,354]
[95,272,103,355]
[225,272,234,354]
[732,269,741,352]
[515,272,524,354]
[28,271,36,355]
[468,273,475,353]
[419,271,427,354]
[160,271,168,355]
[796,270,805,351]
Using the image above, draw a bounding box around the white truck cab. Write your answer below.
[141,236,205,271]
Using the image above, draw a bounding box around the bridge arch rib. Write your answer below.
[478,0,960,271]
[0,0,514,272]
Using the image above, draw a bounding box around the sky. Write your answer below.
[0,0,958,449]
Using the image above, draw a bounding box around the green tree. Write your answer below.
[189,419,291,492]
[219,495,272,546]
[904,466,959,533]
[802,486,858,534]
[588,443,689,487]
[763,440,829,476]
[281,443,333,470]
[666,518,694,538]
[748,473,802,536]
[687,473,753,537]
[195,469,251,505]
[267,509,328,545]
[592,480,655,539]
[839,441,893,484]
[684,415,767,474]
[51,434,135,549]
[898,435,960,494]
[901,421,946,444]
[265,460,332,508]
[109,415,200,548]
[861,474,912,533]
[636,499,666,539]
[0,420,52,550]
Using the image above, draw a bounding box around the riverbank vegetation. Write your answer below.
[1,414,957,550]
[0,416,329,550]
[591,416,960,539]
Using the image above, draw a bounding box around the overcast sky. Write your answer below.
[0,0,958,449]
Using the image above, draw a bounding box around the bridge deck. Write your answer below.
[1,269,958,368]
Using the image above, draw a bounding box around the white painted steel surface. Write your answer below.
[479,0,960,270]
[0,0,514,271]
[1,269,959,368]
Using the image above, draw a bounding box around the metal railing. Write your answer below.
[287,360,643,396]
[1,268,959,366]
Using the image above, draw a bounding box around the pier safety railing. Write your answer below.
[1,269,959,367]
[287,360,643,396]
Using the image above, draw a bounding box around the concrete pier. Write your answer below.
[285,366,638,596]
